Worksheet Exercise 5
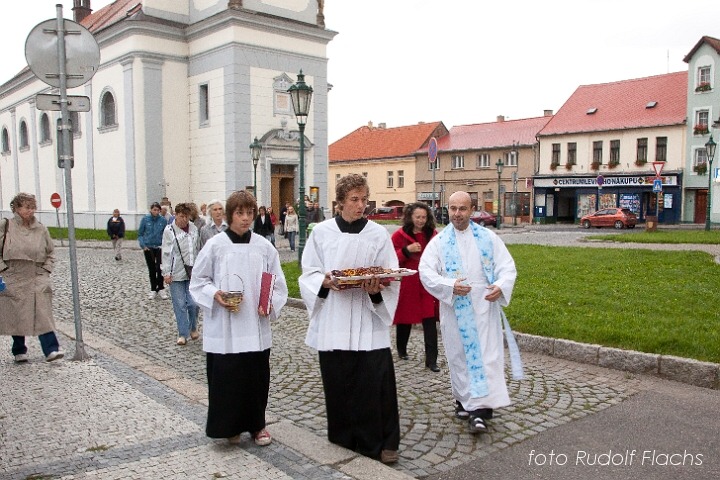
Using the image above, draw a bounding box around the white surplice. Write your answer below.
[419,225,517,411]
[300,220,400,351]
[189,232,288,354]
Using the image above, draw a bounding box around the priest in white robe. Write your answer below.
[300,173,401,464]
[190,190,288,447]
[419,191,520,434]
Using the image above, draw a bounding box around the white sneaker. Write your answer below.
[148,291,157,300]
[158,290,169,300]
[46,351,65,362]
[14,353,29,363]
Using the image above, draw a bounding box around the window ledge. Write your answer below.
[39,140,52,148]
[98,124,119,134]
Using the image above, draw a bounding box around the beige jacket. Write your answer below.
[0,215,56,336]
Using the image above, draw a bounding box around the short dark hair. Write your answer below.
[150,202,162,210]
[225,190,258,225]
[174,203,192,216]
[335,174,369,210]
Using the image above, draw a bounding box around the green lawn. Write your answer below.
[587,229,720,244]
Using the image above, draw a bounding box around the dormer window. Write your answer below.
[586,107,597,115]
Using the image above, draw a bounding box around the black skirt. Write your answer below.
[319,348,400,458]
[205,349,270,439]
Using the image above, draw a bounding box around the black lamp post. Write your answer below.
[511,141,519,226]
[705,135,717,231]
[250,136,262,198]
[288,70,313,264]
[496,158,504,229]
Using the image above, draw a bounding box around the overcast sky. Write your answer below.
[3,1,719,144]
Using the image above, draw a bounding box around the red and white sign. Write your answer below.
[50,192,62,209]
[652,161,665,177]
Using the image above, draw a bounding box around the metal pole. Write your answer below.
[297,123,306,266]
[497,172,502,229]
[54,207,64,247]
[56,5,89,360]
[706,157,713,230]
[253,164,258,198]
[431,161,436,212]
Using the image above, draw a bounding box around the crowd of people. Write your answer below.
[1,177,522,466]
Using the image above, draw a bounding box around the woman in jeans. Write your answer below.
[161,203,200,345]
[283,206,299,252]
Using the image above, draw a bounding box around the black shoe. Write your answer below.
[427,364,440,372]
[468,415,488,434]
[454,401,469,419]
[399,353,409,360]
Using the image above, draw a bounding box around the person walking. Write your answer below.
[0,193,64,363]
[138,202,168,300]
[190,190,288,447]
[162,203,201,346]
[391,203,439,371]
[299,173,401,464]
[199,199,227,250]
[253,206,275,246]
[107,208,125,261]
[283,206,299,252]
[419,191,523,434]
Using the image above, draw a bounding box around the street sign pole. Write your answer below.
[50,193,64,247]
[428,137,438,214]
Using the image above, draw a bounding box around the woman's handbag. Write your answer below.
[172,226,193,280]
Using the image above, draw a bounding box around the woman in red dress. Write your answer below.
[391,203,439,371]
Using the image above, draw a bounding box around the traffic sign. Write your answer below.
[36,93,91,112]
[50,192,62,209]
[428,137,438,164]
[653,179,663,193]
[652,161,665,177]
[596,175,604,188]
[25,18,100,89]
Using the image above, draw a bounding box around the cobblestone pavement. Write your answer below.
[1,228,715,479]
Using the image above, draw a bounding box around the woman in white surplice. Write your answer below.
[300,174,401,465]
[190,190,288,447]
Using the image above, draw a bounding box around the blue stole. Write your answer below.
[438,223,524,398]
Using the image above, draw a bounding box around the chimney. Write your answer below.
[544,110,554,117]
[367,121,374,128]
[378,123,386,129]
[496,115,505,122]
[73,0,92,23]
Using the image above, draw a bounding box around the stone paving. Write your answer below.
[0,228,668,479]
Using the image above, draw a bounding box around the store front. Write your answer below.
[533,173,682,224]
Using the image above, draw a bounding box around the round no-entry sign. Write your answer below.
[50,192,62,209]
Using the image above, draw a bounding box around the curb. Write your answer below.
[515,333,720,390]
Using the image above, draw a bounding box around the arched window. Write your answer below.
[100,91,116,127]
[40,113,52,143]
[1,127,9,153]
[19,120,29,149]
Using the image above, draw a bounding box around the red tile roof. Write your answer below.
[683,36,720,63]
[539,71,687,136]
[329,122,446,162]
[437,116,553,152]
[81,0,143,33]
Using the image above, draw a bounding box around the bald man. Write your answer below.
[419,191,521,434]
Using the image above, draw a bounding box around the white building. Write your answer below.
[0,0,334,228]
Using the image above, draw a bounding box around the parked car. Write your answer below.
[470,210,497,227]
[434,206,449,225]
[366,205,404,220]
[580,208,637,229]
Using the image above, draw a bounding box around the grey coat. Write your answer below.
[0,215,56,336]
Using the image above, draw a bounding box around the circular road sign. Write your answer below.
[428,137,438,164]
[596,175,604,187]
[50,192,62,209]
[25,18,100,89]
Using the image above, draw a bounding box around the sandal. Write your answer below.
[176,337,187,346]
[252,428,272,446]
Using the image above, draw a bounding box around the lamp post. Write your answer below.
[288,70,313,264]
[705,135,716,231]
[496,158,504,229]
[511,141,519,226]
[250,136,262,198]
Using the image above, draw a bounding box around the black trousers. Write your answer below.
[396,317,438,366]
[143,247,164,292]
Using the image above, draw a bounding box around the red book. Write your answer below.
[259,272,276,315]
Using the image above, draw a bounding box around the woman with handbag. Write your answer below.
[161,203,201,346]
[0,193,64,362]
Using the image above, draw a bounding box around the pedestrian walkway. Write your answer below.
[1,234,719,479]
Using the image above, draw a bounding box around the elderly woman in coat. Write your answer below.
[0,193,64,363]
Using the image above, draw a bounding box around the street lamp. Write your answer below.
[496,158,504,229]
[705,135,716,231]
[511,141,519,226]
[249,136,262,198]
[288,70,313,264]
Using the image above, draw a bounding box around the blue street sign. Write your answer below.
[428,137,438,164]
[653,179,663,193]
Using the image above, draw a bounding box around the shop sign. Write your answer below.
[534,175,678,188]
[417,191,440,200]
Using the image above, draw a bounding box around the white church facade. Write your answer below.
[0,0,334,229]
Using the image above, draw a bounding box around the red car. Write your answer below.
[470,210,497,227]
[580,208,637,229]
[366,206,404,220]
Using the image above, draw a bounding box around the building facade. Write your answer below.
[0,0,334,228]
